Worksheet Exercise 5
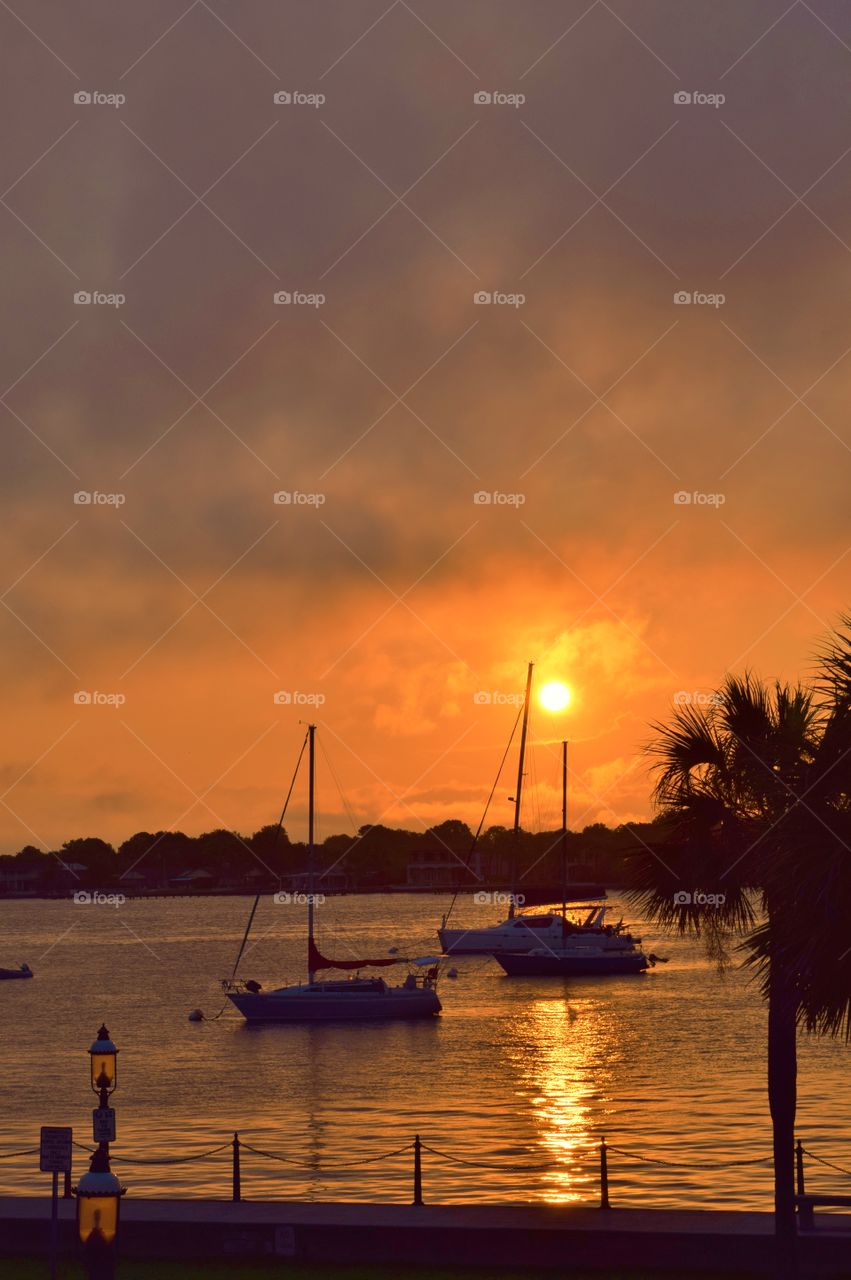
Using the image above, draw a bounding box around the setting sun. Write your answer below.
[539,681,572,713]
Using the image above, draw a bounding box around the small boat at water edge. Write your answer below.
[0,963,33,980]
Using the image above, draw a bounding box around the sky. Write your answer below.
[1,0,850,852]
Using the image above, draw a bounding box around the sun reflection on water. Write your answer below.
[507,993,616,1204]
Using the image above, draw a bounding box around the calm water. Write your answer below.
[0,893,847,1207]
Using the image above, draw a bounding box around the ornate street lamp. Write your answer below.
[89,1025,118,1108]
[76,1025,125,1280]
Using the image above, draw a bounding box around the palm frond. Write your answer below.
[817,612,851,704]
[640,647,851,1015]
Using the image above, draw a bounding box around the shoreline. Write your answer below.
[0,882,612,903]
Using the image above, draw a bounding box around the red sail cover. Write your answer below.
[308,937,400,972]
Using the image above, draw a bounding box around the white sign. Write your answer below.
[40,1127,72,1173]
[92,1107,116,1143]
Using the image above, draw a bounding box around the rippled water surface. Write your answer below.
[0,893,847,1207]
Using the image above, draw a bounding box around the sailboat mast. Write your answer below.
[307,723,316,985]
[509,661,533,919]
[561,739,568,925]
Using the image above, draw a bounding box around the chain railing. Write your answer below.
[1,1132,847,1209]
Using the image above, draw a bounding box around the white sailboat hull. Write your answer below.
[228,978,441,1022]
[438,914,574,955]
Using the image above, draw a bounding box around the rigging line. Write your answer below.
[442,702,524,929]
[318,735,359,836]
[230,896,261,985]
[230,728,309,982]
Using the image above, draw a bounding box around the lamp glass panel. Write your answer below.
[79,1195,118,1244]
[90,1051,116,1091]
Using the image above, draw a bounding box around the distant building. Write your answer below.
[243,866,278,890]
[407,851,467,888]
[292,867,349,893]
[117,869,160,893]
[0,865,44,897]
[169,868,217,891]
[406,846,513,888]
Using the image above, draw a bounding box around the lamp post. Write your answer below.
[75,1026,124,1280]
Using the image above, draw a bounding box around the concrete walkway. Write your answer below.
[1,1197,849,1274]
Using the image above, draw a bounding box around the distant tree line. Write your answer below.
[0,817,670,892]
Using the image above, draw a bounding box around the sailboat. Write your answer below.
[494,923,652,975]
[438,663,607,956]
[226,725,442,1023]
[496,737,654,977]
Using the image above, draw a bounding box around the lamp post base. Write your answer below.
[83,1234,115,1280]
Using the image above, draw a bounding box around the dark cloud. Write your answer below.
[1,1,849,848]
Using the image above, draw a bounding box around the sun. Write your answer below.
[539,681,572,712]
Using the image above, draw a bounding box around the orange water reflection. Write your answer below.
[504,991,617,1204]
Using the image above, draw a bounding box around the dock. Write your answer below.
[1,1197,849,1274]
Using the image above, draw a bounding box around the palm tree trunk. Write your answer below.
[767,961,798,1279]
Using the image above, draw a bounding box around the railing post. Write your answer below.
[62,1167,72,1200]
[600,1136,610,1209]
[412,1134,423,1206]
[232,1131,241,1203]
[796,1139,805,1198]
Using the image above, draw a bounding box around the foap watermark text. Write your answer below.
[474,891,525,907]
[74,691,126,707]
[273,491,325,506]
[473,91,525,108]
[674,291,725,308]
[673,690,723,707]
[74,90,125,108]
[274,291,325,308]
[473,490,525,506]
[73,890,126,907]
[74,291,125,308]
[673,890,726,907]
[474,691,525,706]
[273,691,326,706]
[673,90,725,109]
[74,491,126,506]
[273,91,325,108]
[474,291,525,307]
[674,491,725,507]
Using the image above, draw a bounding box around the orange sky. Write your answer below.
[1,1,849,851]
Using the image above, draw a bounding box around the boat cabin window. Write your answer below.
[514,917,553,928]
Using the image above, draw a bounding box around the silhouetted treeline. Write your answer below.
[0,817,671,895]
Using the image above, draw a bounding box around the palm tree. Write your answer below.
[627,618,851,1279]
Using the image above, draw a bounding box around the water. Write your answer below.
[0,893,847,1207]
